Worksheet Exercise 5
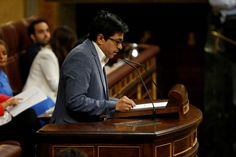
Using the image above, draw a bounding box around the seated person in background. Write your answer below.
[23,25,78,102]
[0,94,22,124]
[0,39,52,126]
[21,18,51,85]
[0,94,41,157]
[50,10,135,124]
[50,25,78,67]
[0,41,41,157]
[54,148,88,157]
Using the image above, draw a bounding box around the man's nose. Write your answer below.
[118,44,123,50]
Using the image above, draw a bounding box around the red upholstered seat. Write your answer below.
[12,19,33,51]
[0,16,40,94]
[1,23,19,56]
[3,54,23,94]
[0,28,3,39]
[0,17,41,157]
[0,140,22,157]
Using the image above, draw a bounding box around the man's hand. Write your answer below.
[115,96,136,112]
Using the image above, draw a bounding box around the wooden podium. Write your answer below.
[36,84,202,157]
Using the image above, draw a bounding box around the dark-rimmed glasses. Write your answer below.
[108,38,123,46]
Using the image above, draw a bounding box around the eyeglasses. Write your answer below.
[108,38,123,46]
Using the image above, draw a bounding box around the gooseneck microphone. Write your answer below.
[124,59,157,119]
[124,58,163,100]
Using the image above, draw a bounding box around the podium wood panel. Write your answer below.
[36,103,202,157]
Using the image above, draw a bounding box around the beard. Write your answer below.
[36,37,50,47]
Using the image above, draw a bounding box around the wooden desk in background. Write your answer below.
[36,101,202,157]
[107,43,160,100]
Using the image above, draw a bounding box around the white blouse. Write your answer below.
[23,46,59,102]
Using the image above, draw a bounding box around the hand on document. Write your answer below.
[6,86,47,117]
[115,96,136,112]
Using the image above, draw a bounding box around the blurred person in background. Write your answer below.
[0,39,41,157]
[21,18,51,85]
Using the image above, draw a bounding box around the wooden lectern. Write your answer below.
[37,84,202,157]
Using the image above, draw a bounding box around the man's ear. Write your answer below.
[30,34,36,43]
[97,34,104,45]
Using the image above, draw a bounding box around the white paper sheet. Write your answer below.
[132,102,167,110]
[6,86,47,117]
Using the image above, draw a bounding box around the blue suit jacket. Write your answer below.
[50,39,117,123]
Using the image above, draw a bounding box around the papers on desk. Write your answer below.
[6,86,47,117]
[132,102,167,110]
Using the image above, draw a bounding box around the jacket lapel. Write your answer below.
[86,39,109,99]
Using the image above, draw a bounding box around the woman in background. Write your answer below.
[0,39,41,157]
[51,25,78,67]
[0,94,22,125]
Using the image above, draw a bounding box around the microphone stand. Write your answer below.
[124,59,157,120]
[212,31,236,46]
[124,58,163,100]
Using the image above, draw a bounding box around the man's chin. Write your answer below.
[111,53,118,58]
[109,55,115,59]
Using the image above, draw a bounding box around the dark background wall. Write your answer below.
[76,3,210,46]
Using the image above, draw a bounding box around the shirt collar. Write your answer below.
[92,41,109,68]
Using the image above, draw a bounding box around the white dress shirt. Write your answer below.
[92,41,109,92]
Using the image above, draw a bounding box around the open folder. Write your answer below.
[6,86,47,117]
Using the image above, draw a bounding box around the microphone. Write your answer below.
[124,58,163,100]
[124,59,157,119]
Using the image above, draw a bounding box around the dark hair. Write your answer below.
[50,25,78,66]
[88,10,129,41]
[54,148,88,157]
[0,39,9,54]
[28,18,49,38]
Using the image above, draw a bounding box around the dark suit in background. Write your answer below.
[20,44,41,85]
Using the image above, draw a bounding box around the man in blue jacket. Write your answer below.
[50,10,135,123]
